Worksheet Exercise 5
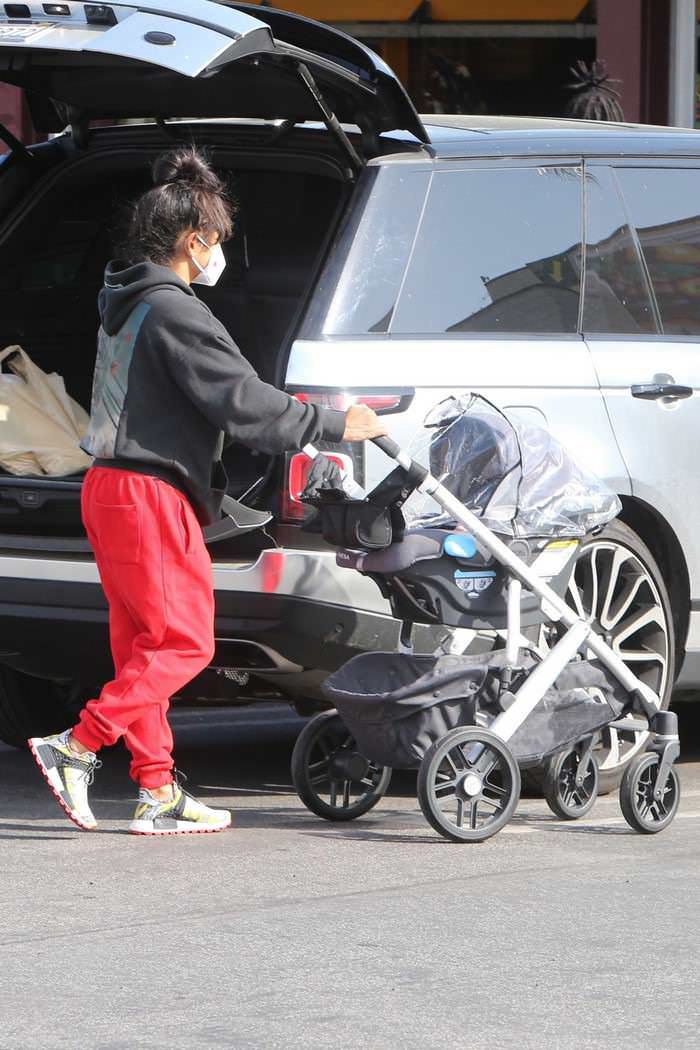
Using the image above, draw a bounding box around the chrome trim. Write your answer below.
[0,548,395,616]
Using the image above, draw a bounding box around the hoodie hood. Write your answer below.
[99,260,194,336]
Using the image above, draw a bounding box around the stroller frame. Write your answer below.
[292,433,681,841]
[376,435,679,793]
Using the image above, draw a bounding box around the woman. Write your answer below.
[28,147,386,836]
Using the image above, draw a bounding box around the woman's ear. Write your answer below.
[183,230,200,259]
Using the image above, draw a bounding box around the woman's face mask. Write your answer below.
[190,234,226,287]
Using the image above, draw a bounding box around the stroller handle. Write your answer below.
[371,434,402,459]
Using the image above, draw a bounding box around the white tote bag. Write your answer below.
[0,345,93,476]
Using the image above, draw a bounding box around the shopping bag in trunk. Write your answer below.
[0,345,93,476]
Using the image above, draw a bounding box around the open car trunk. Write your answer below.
[0,0,428,552]
[0,126,348,549]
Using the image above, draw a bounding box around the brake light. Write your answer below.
[279,388,410,525]
[293,391,405,415]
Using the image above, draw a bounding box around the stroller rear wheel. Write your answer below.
[291,710,392,822]
[417,727,520,843]
[543,741,599,820]
[619,752,680,834]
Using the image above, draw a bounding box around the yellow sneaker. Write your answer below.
[28,730,101,830]
[129,786,231,836]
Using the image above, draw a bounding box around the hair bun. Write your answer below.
[152,146,222,193]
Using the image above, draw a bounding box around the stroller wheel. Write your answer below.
[619,752,680,834]
[417,727,520,843]
[291,710,392,822]
[543,743,599,820]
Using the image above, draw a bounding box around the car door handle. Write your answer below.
[631,383,693,401]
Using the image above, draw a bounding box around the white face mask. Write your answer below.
[190,235,226,287]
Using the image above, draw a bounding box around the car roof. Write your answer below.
[416,114,700,160]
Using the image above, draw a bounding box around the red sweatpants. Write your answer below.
[72,467,215,789]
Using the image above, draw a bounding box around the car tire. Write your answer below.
[531,519,675,795]
[0,665,87,749]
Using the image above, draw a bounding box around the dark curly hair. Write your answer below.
[122,146,234,264]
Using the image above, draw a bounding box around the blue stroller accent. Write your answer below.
[291,395,681,842]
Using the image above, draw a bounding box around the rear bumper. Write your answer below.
[0,548,433,683]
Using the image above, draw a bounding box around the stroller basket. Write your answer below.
[323,650,626,770]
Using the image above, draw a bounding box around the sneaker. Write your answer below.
[28,730,101,831]
[128,786,232,836]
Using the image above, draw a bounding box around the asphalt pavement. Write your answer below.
[0,700,699,1050]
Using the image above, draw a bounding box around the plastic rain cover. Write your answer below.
[403,394,621,539]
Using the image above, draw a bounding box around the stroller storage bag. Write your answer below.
[323,650,626,769]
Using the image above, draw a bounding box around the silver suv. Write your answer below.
[0,2,696,788]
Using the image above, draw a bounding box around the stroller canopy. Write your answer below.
[405,394,621,539]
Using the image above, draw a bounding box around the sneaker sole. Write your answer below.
[128,818,232,837]
[27,738,97,832]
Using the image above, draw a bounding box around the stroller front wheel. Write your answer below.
[543,742,599,820]
[619,752,680,834]
[291,710,392,822]
[417,727,520,843]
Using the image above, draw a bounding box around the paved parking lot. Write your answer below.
[1,700,699,1050]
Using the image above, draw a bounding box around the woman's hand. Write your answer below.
[342,405,389,442]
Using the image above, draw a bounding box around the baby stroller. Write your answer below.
[291,395,681,842]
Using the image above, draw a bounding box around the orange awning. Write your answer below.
[246,0,588,21]
[246,1,419,20]
[430,1,589,20]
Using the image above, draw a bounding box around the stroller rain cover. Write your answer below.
[403,394,621,539]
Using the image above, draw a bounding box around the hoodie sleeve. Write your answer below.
[158,297,346,452]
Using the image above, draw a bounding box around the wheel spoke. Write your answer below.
[479,793,504,811]
[613,605,665,647]
[602,573,644,631]
[329,781,338,806]
[455,798,464,827]
[598,547,631,629]
[587,546,600,621]
[447,748,469,775]
[342,781,351,808]
[614,648,666,669]
[469,801,478,829]
[435,778,458,796]
[568,578,587,620]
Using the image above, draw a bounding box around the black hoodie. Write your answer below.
[81,261,346,525]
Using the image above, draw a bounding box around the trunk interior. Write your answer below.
[0,126,348,550]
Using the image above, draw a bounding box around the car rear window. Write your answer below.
[615,167,700,337]
[582,166,658,335]
[390,165,583,336]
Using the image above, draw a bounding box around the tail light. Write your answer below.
[279,389,411,525]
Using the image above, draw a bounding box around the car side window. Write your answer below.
[308,167,430,337]
[615,167,700,336]
[582,166,657,334]
[390,165,583,336]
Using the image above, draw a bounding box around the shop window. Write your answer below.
[582,166,657,334]
[391,166,582,336]
[616,167,700,337]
